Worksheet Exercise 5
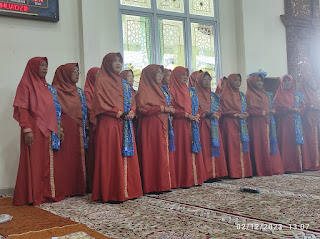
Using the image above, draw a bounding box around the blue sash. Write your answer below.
[266,91,278,154]
[161,85,175,151]
[189,87,202,153]
[239,92,249,152]
[47,84,62,151]
[210,92,220,157]
[121,79,134,157]
[294,91,304,145]
[77,87,88,150]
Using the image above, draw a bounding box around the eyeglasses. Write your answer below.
[73,70,80,74]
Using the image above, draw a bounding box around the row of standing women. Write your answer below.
[12,53,320,206]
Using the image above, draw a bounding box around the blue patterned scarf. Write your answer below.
[77,87,88,149]
[210,92,220,157]
[121,79,134,157]
[47,84,62,151]
[161,85,175,151]
[189,87,202,153]
[239,92,250,152]
[265,91,278,154]
[294,91,304,145]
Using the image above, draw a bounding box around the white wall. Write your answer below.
[0,0,83,190]
[218,0,287,91]
[218,0,240,77]
[241,0,287,77]
[81,0,120,76]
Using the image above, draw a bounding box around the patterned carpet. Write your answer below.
[0,197,108,239]
[36,172,320,238]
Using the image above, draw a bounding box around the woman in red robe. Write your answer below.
[13,57,64,206]
[274,75,310,172]
[84,67,100,192]
[195,72,228,181]
[169,67,206,188]
[52,63,87,197]
[300,74,320,170]
[161,68,176,188]
[136,64,176,193]
[215,77,227,95]
[120,69,134,88]
[91,53,142,203]
[220,74,252,178]
[188,70,202,88]
[162,68,171,87]
[246,74,284,176]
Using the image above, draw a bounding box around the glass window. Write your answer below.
[189,0,214,17]
[120,0,219,89]
[120,0,151,8]
[159,19,185,69]
[191,23,216,88]
[122,14,152,89]
[157,0,184,13]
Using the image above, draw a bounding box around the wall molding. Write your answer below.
[0,188,14,196]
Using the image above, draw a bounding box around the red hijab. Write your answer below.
[169,66,192,114]
[120,69,137,99]
[220,74,242,114]
[246,74,269,111]
[84,67,100,111]
[215,77,226,95]
[136,65,168,133]
[162,68,171,86]
[300,73,318,126]
[91,53,124,125]
[194,71,211,113]
[52,63,83,126]
[120,69,133,83]
[300,73,318,107]
[13,57,58,137]
[188,70,202,87]
[274,74,295,108]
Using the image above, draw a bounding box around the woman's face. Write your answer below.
[283,77,292,90]
[232,75,241,89]
[180,70,189,84]
[126,71,134,86]
[202,74,212,89]
[155,68,164,84]
[71,66,80,83]
[255,76,264,90]
[39,60,48,79]
[112,55,123,74]
[163,71,171,85]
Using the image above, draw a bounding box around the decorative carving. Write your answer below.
[282,0,320,87]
